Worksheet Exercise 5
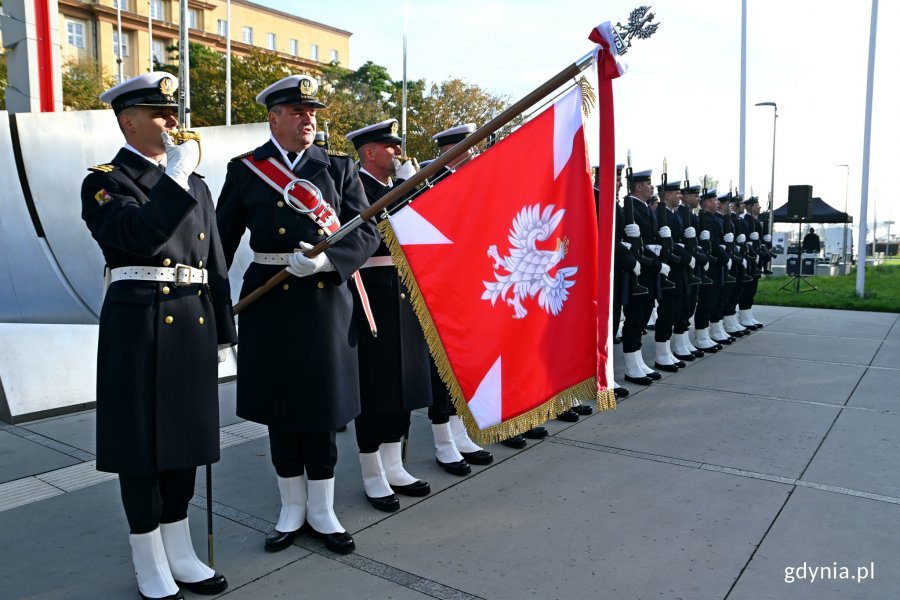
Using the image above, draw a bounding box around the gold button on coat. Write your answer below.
[277,201,285,208]
[282,283,290,291]
[164,315,174,324]
[198,260,204,267]
[162,258,171,266]
[162,286,170,295]
[317,228,325,236]
[197,289,202,296]
[278,227,286,235]
[317,281,325,289]
[400,292,406,299]
[198,317,205,325]
[198,232,205,240]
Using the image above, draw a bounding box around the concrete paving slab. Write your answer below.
[871,340,900,369]
[0,430,80,484]
[887,317,900,341]
[802,409,900,498]
[728,486,900,600]
[749,305,802,324]
[355,442,791,600]
[759,308,896,340]
[723,331,881,365]
[0,478,308,600]
[218,381,241,428]
[846,367,900,412]
[221,553,436,599]
[561,385,839,479]
[666,353,865,405]
[21,410,96,455]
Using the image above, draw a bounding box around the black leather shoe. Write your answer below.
[556,409,579,422]
[673,352,695,362]
[523,426,549,439]
[646,324,656,331]
[302,523,355,554]
[674,360,686,368]
[460,449,493,465]
[613,336,622,344]
[501,435,527,449]
[176,573,228,596]
[391,480,431,497]
[712,337,732,345]
[697,344,719,353]
[646,370,662,380]
[571,404,593,416]
[624,374,653,385]
[613,386,630,398]
[366,493,400,512]
[690,349,705,358]
[139,591,183,600]
[436,457,471,476]
[336,424,348,432]
[654,362,679,373]
[265,528,300,552]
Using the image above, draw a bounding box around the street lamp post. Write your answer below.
[755,102,777,244]
[837,164,850,273]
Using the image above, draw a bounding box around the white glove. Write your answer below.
[286,242,335,277]
[689,256,696,269]
[620,241,632,250]
[724,232,734,243]
[699,230,710,241]
[161,132,199,191]
[763,234,772,242]
[658,226,672,239]
[703,263,709,271]
[750,231,759,241]
[727,259,733,270]
[659,263,671,277]
[217,347,230,363]
[736,234,746,244]
[742,259,747,269]
[683,227,696,239]
[624,223,641,238]
[393,156,419,180]
[647,244,662,257]
[632,262,641,276]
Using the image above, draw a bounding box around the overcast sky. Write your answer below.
[262,0,898,239]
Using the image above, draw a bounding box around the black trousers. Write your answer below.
[268,428,337,480]
[612,270,623,340]
[428,358,456,424]
[119,468,197,535]
[739,276,759,310]
[355,412,411,453]
[695,283,721,329]
[622,292,653,352]
[676,283,700,333]
[711,281,731,323]
[654,293,683,342]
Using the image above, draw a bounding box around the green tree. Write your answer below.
[0,49,8,110]
[318,60,394,155]
[62,57,115,111]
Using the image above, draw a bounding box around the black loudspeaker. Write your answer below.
[787,185,813,220]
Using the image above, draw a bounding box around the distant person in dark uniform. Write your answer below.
[738,196,765,329]
[693,189,728,352]
[82,72,235,600]
[802,227,821,255]
[345,119,432,512]
[216,74,379,555]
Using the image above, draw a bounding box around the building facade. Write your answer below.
[55,0,350,81]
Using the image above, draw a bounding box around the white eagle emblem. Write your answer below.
[482,203,578,319]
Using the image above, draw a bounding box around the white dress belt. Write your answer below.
[361,256,394,269]
[253,252,292,265]
[109,265,208,286]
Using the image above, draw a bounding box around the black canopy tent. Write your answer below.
[760,197,853,225]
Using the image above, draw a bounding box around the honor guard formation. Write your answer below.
[80,71,771,600]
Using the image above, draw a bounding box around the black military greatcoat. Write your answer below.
[623,194,661,294]
[655,204,691,296]
[354,172,431,414]
[216,141,379,431]
[81,148,237,474]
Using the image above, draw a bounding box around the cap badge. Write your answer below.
[390,122,399,135]
[159,77,175,96]
[299,78,313,95]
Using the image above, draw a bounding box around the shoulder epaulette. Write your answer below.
[327,149,349,157]
[88,164,117,173]
[231,150,254,162]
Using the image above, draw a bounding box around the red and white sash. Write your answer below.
[242,155,378,337]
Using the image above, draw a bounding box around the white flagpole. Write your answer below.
[148,0,153,72]
[226,0,232,126]
[401,0,408,156]
[179,0,190,128]
[738,0,747,194]
[116,1,124,81]
[856,0,878,297]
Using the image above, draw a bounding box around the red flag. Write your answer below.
[383,85,615,444]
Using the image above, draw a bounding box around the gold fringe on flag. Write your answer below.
[577,75,596,118]
[379,219,616,447]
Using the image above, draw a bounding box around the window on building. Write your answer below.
[67,20,85,49]
[187,8,199,30]
[310,44,319,61]
[217,19,227,37]
[113,30,130,58]
[289,39,298,56]
[151,39,166,64]
[266,32,276,50]
[242,26,253,44]
[329,49,338,63]
[149,0,163,20]
[112,0,128,10]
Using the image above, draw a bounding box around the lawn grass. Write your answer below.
[754,261,900,312]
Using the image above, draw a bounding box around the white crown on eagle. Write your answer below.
[482,203,578,319]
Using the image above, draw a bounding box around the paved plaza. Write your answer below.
[1,305,899,600]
